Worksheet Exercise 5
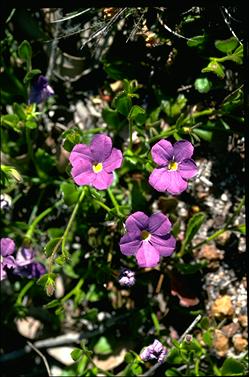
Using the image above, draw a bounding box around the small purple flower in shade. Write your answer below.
[118,268,135,287]
[0,238,16,280]
[69,134,123,190]
[149,139,198,195]
[13,247,46,279]
[29,75,54,104]
[140,339,167,364]
[119,211,176,268]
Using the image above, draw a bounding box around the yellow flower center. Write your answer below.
[0,255,3,263]
[167,161,178,171]
[141,230,151,241]
[92,163,103,173]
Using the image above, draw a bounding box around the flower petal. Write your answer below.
[148,212,172,236]
[164,170,188,195]
[103,148,123,172]
[173,140,194,162]
[3,255,16,268]
[136,242,160,268]
[0,238,15,256]
[69,144,93,165]
[149,168,169,192]
[179,159,198,179]
[90,134,112,162]
[151,140,174,166]
[125,212,149,233]
[92,170,113,190]
[71,160,95,186]
[119,231,141,256]
[15,248,34,267]
[150,234,176,256]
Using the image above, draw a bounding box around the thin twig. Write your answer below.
[220,7,242,44]
[27,341,51,376]
[141,314,202,376]
[51,8,91,23]
[157,13,191,41]
[46,9,61,80]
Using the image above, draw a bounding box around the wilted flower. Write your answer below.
[13,247,46,279]
[149,139,198,195]
[69,134,123,190]
[140,339,167,364]
[119,211,175,268]
[118,268,135,287]
[0,238,16,280]
[0,193,12,210]
[29,75,54,104]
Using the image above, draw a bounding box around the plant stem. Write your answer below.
[107,188,122,217]
[61,278,84,304]
[25,199,63,240]
[129,118,133,149]
[16,280,34,306]
[25,127,37,173]
[93,199,111,212]
[61,187,86,257]
[193,195,245,250]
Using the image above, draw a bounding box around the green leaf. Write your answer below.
[187,35,206,48]
[182,212,206,248]
[175,261,206,274]
[113,92,132,116]
[93,336,112,355]
[165,368,183,376]
[35,148,55,174]
[25,120,37,129]
[55,256,66,266]
[37,273,56,288]
[18,40,32,61]
[71,348,83,361]
[61,182,80,206]
[235,224,246,234]
[102,107,124,128]
[202,60,225,78]
[193,128,213,141]
[125,351,134,363]
[13,103,26,120]
[203,330,213,347]
[44,238,62,257]
[199,316,209,330]
[221,358,244,376]
[128,105,146,125]
[44,299,61,309]
[194,78,212,93]
[167,348,183,364]
[1,114,21,132]
[215,37,238,54]
[23,69,41,84]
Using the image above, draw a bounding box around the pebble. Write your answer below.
[232,334,248,352]
[211,295,234,317]
[213,330,229,357]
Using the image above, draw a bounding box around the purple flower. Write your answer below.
[149,139,198,195]
[118,268,135,287]
[29,75,54,104]
[69,134,123,190]
[0,238,16,280]
[119,211,176,268]
[13,247,46,279]
[140,339,167,364]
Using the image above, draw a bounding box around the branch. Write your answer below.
[27,341,51,377]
